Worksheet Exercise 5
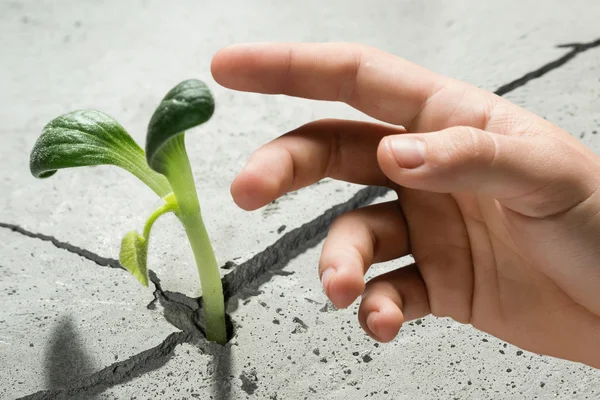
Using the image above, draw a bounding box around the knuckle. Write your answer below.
[436,127,497,169]
[337,45,367,103]
[328,211,375,265]
[279,47,295,94]
[520,136,600,217]
[540,135,570,157]
[324,130,342,179]
[330,210,363,237]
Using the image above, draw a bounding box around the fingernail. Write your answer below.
[366,312,379,336]
[387,137,426,169]
[321,268,336,294]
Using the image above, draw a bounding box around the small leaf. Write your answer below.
[30,110,145,178]
[121,197,178,288]
[146,79,215,173]
[119,231,149,286]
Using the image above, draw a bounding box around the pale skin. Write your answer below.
[211,43,600,368]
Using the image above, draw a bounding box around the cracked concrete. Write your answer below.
[102,246,600,400]
[1,185,393,398]
[221,186,390,301]
[494,37,600,96]
[3,0,600,399]
[502,44,600,155]
[0,222,122,270]
[20,332,192,400]
[0,230,178,398]
[1,185,389,399]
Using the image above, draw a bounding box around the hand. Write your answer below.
[211,43,600,368]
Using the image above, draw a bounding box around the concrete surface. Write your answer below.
[102,245,600,400]
[1,0,600,399]
[0,229,178,399]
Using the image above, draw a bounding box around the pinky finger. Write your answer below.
[358,264,430,342]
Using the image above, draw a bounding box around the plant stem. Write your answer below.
[162,135,226,344]
[142,194,179,240]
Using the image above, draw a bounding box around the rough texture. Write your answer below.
[0,222,122,270]
[494,38,600,96]
[21,332,191,400]
[0,230,177,398]
[221,186,390,300]
[3,0,600,399]
[102,247,600,400]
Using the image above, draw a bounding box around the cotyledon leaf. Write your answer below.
[30,109,171,197]
[31,109,143,177]
[145,79,215,174]
[120,231,149,286]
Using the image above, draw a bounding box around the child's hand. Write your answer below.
[212,43,600,368]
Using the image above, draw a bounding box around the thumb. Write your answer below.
[377,126,600,218]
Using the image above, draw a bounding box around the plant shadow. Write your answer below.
[44,315,100,399]
[211,344,233,400]
[193,303,235,400]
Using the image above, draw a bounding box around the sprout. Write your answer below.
[30,79,227,344]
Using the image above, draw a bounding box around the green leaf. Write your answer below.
[31,110,143,178]
[119,231,149,286]
[146,79,215,174]
[30,110,172,197]
[120,195,179,287]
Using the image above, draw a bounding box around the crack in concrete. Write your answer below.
[0,185,391,323]
[221,186,390,300]
[3,186,390,399]
[145,186,393,335]
[8,34,600,399]
[0,223,203,335]
[18,331,193,400]
[494,37,600,96]
[0,222,122,270]
[148,270,204,334]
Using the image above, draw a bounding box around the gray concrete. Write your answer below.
[503,49,600,154]
[103,244,600,399]
[0,229,178,398]
[2,0,600,398]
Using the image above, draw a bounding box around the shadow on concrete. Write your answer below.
[44,315,99,399]
[212,345,233,400]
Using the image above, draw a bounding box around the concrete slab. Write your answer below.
[0,229,177,398]
[103,247,600,400]
[2,0,600,399]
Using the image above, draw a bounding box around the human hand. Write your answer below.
[211,43,600,368]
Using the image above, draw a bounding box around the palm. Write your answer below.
[405,87,600,360]
[404,187,599,362]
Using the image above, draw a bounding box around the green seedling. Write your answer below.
[29,79,227,344]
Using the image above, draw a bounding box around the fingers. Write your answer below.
[398,189,474,324]
[231,119,402,210]
[319,201,409,309]
[358,264,430,342]
[211,42,450,126]
[377,126,600,217]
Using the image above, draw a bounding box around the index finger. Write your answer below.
[211,42,451,127]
